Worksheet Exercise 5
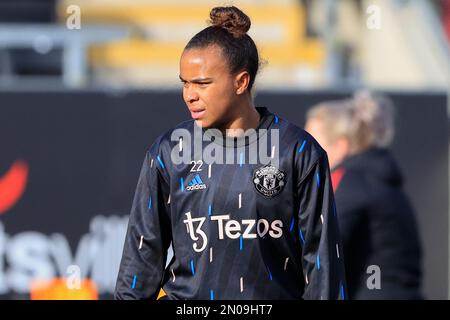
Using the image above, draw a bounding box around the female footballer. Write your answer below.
[115,6,346,300]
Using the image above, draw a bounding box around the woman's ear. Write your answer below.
[235,71,250,95]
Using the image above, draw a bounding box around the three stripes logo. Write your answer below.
[186,174,207,191]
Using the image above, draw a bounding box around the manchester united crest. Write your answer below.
[253,165,286,197]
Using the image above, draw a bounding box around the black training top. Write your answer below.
[115,107,346,300]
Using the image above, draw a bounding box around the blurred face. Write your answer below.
[180,45,238,129]
[305,118,349,169]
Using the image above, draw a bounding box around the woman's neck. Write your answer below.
[219,97,261,137]
[223,106,260,137]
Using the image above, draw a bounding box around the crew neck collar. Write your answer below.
[199,106,275,148]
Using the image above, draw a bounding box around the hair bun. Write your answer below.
[209,6,251,38]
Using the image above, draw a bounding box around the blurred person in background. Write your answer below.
[305,90,422,300]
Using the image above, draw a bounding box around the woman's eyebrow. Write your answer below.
[179,76,212,83]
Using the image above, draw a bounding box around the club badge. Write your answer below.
[253,165,286,197]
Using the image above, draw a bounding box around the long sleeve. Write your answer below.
[114,147,172,300]
[297,153,347,300]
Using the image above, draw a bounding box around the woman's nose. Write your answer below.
[184,85,199,103]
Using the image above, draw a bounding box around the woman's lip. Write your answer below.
[190,109,206,120]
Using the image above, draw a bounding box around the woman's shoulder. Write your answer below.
[146,119,195,155]
[335,167,372,206]
[336,159,411,217]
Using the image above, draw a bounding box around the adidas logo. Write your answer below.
[186,174,207,191]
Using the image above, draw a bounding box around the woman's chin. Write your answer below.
[195,119,209,128]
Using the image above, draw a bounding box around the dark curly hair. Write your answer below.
[184,6,260,91]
